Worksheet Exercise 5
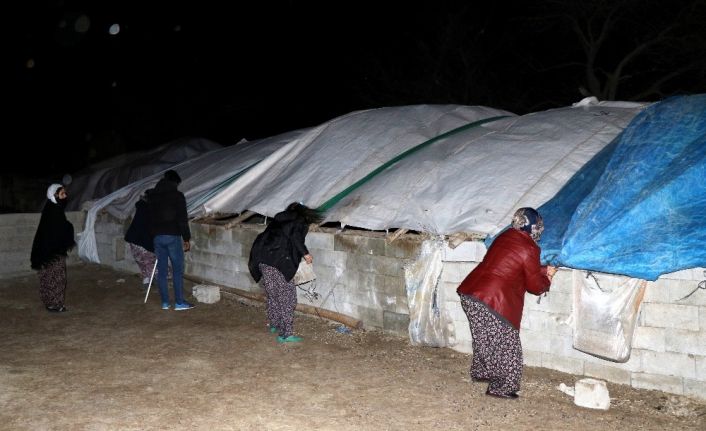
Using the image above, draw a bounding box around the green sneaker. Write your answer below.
[276,335,303,343]
[269,326,278,334]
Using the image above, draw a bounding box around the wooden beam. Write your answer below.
[386,228,408,244]
[224,210,255,229]
[183,274,363,329]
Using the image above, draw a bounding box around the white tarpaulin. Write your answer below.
[78,130,301,263]
[202,105,513,217]
[324,99,647,236]
[202,100,645,237]
[79,100,647,262]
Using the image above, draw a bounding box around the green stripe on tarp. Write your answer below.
[316,115,508,213]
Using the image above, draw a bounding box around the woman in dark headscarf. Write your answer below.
[248,202,324,343]
[30,184,75,312]
[457,207,556,399]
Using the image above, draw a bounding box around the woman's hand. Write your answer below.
[303,254,313,264]
[546,265,557,279]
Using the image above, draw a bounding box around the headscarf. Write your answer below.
[511,207,544,242]
[47,183,64,204]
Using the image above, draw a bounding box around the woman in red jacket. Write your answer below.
[457,207,556,399]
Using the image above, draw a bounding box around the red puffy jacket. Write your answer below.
[457,228,550,330]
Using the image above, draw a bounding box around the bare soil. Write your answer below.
[1,262,704,431]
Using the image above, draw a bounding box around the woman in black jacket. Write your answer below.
[31,183,75,312]
[249,202,323,343]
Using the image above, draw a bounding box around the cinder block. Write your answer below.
[447,303,467,324]
[440,262,472,284]
[631,372,684,395]
[541,353,585,375]
[520,329,551,352]
[642,281,670,303]
[383,310,410,335]
[230,227,261,248]
[584,362,631,385]
[204,238,242,257]
[371,255,406,277]
[661,267,704,281]
[665,279,706,306]
[684,378,706,400]
[582,348,643,373]
[192,284,221,303]
[315,250,348,271]
[664,328,706,355]
[693,355,706,380]
[355,305,384,328]
[334,234,385,256]
[380,274,405,296]
[114,237,125,261]
[452,339,473,354]
[522,349,543,367]
[574,378,611,410]
[641,350,696,379]
[442,240,486,262]
[357,271,385,292]
[632,326,666,352]
[384,237,422,259]
[306,232,334,251]
[642,303,700,331]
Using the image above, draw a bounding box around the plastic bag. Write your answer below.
[571,270,646,362]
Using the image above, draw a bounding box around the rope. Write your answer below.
[677,279,706,301]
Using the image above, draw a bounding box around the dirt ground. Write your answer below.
[1,262,704,431]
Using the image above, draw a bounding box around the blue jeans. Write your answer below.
[153,235,185,305]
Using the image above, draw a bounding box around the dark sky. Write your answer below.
[6,0,706,177]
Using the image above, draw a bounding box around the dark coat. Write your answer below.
[30,199,75,269]
[248,209,310,282]
[124,198,154,252]
[457,228,550,329]
[148,178,191,241]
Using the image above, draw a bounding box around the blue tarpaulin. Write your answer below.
[538,94,706,280]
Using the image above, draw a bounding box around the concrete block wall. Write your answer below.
[29,212,705,400]
[89,214,420,335]
[0,212,85,279]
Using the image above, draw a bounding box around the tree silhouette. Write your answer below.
[528,0,706,102]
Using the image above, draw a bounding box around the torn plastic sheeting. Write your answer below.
[405,240,454,347]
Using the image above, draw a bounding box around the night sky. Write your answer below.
[6,0,706,177]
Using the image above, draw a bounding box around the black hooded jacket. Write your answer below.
[148,178,191,241]
[30,199,75,269]
[248,209,310,282]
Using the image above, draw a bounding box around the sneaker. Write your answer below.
[174,301,195,311]
[269,326,278,334]
[276,335,303,343]
[161,302,171,310]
